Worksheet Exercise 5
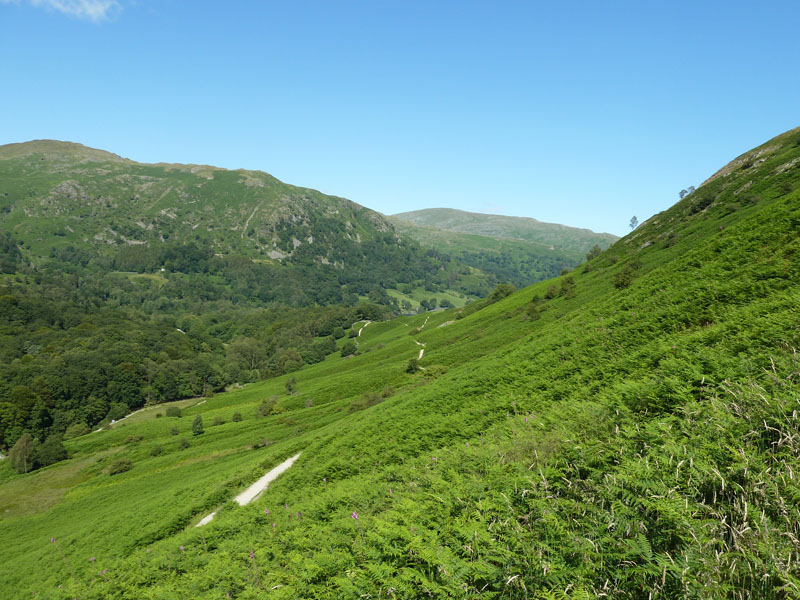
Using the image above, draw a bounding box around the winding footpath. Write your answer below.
[196,452,302,527]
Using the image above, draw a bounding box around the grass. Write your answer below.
[2,127,800,598]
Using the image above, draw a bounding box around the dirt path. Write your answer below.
[413,339,426,360]
[357,321,371,337]
[196,452,301,527]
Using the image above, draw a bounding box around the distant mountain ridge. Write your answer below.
[392,207,617,255]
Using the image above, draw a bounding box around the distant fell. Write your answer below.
[391,207,617,255]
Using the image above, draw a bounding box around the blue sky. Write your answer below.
[2,1,799,236]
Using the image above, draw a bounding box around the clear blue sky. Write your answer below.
[2,0,799,236]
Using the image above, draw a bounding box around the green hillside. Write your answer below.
[392,207,618,255]
[1,127,800,598]
[388,216,583,288]
[0,140,492,302]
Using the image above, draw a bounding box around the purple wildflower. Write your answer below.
[89,557,95,562]
[250,550,254,559]
[179,545,185,552]
[146,548,150,553]
[50,537,55,543]
[466,442,469,447]
[285,503,289,509]
[352,511,358,520]
[272,523,276,528]
[525,416,528,423]
[265,508,270,515]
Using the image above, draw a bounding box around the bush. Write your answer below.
[179,438,190,450]
[489,283,516,303]
[150,445,163,457]
[586,244,603,261]
[232,412,243,422]
[106,402,129,422]
[170,426,179,436]
[124,435,143,444]
[406,358,420,374]
[613,262,641,289]
[285,376,296,394]
[63,422,90,440]
[108,459,133,475]
[340,340,357,357]
[165,406,182,418]
[212,415,224,427]
[255,396,278,418]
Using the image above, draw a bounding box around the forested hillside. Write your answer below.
[0,141,505,448]
[1,128,798,598]
[389,216,590,288]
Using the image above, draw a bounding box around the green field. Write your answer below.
[2,128,800,597]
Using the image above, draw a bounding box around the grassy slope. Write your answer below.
[1,128,800,598]
[391,207,618,254]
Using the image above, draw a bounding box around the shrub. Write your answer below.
[179,438,190,450]
[212,415,224,426]
[170,426,179,436]
[613,262,641,289]
[340,340,357,357]
[150,445,163,457]
[285,376,296,394]
[106,402,129,422]
[489,283,516,303]
[304,397,314,408]
[124,435,143,444]
[63,422,90,440]
[232,412,243,422]
[108,459,133,475]
[406,358,420,374]
[586,244,603,261]
[165,406,182,418]
[544,284,559,299]
[255,397,278,418]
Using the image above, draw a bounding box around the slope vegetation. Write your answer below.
[1,128,800,598]
[392,207,618,254]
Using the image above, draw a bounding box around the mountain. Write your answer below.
[0,140,472,299]
[388,216,591,288]
[2,127,800,598]
[392,207,618,255]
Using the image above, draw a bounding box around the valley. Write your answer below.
[1,127,799,598]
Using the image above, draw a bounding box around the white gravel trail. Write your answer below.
[196,452,301,527]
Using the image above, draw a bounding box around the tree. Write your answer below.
[679,189,688,199]
[9,433,34,474]
[406,358,419,374]
[586,244,602,261]
[34,435,68,468]
[340,340,357,357]
[192,414,204,436]
[285,376,297,394]
[629,216,638,230]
